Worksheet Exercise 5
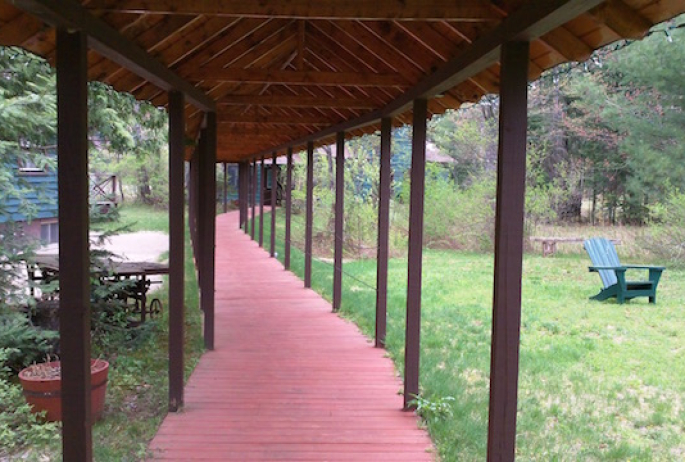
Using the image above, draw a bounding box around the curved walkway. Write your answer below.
[149,211,433,461]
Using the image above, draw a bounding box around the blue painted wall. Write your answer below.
[0,153,58,224]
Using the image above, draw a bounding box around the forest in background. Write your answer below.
[289,18,685,264]
[0,16,684,268]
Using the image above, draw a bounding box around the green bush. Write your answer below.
[0,348,59,458]
[0,313,57,372]
[641,190,685,266]
[418,167,496,252]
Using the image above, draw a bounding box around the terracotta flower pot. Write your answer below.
[18,359,109,422]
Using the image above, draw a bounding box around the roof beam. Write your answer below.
[189,68,408,87]
[218,94,377,109]
[589,0,652,39]
[216,125,304,136]
[252,0,605,159]
[85,0,500,21]
[10,0,216,111]
[219,113,332,125]
[540,26,593,61]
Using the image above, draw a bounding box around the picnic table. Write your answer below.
[27,254,169,322]
[529,237,621,257]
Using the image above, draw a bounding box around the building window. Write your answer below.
[40,222,59,244]
[17,151,52,176]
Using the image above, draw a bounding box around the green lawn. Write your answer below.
[255,212,685,461]
[92,203,169,234]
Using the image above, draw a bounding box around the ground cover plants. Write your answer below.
[257,211,685,461]
[0,205,203,461]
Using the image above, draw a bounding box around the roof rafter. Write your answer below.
[85,0,501,22]
[218,113,333,125]
[219,94,376,109]
[589,0,652,39]
[190,68,408,87]
[10,0,216,111]
[251,0,606,159]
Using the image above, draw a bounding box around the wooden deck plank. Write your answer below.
[149,211,434,461]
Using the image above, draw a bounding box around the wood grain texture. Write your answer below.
[149,211,434,461]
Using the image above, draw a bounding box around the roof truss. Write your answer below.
[11,0,216,111]
[85,0,502,21]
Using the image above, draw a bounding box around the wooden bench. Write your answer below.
[530,237,621,257]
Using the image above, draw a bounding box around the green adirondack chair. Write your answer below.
[584,237,665,304]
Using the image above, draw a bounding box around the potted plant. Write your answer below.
[18,358,109,422]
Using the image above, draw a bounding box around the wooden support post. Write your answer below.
[333,131,345,312]
[242,163,248,228]
[189,145,201,274]
[270,152,277,257]
[487,41,529,462]
[259,157,265,248]
[285,148,293,270]
[304,141,314,288]
[168,90,185,411]
[376,117,392,348]
[251,161,256,240]
[245,162,251,233]
[199,113,217,350]
[404,99,427,409]
[193,141,203,281]
[223,162,228,214]
[237,163,244,226]
[56,28,92,462]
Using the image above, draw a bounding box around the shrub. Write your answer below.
[0,313,57,372]
[641,190,685,266]
[0,347,59,458]
[419,167,496,252]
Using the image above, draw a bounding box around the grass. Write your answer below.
[91,205,204,461]
[25,205,204,461]
[255,211,685,461]
[92,203,170,234]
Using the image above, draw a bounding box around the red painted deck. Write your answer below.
[149,211,434,461]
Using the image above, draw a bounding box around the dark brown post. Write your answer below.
[241,163,248,228]
[200,113,217,350]
[284,147,293,270]
[223,162,228,214]
[251,161,256,240]
[56,28,92,462]
[304,141,314,288]
[333,132,345,312]
[259,156,265,248]
[487,41,529,462]
[188,161,195,260]
[245,162,251,233]
[270,152,277,257]
[189,146,201,271]
[376,117,392,347]
[168,90,185,411]
[237,163,243,226]
[193,140,203,279]
[404,99,427,409]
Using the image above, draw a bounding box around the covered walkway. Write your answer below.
[149,211,433,461]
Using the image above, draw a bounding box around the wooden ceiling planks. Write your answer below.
[82,0,503,22]
[1,0,684,161]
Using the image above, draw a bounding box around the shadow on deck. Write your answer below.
[149,211,434,461]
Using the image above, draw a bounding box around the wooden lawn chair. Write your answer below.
[584,237,664,304]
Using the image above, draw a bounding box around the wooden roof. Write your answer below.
[1,0,684,162]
